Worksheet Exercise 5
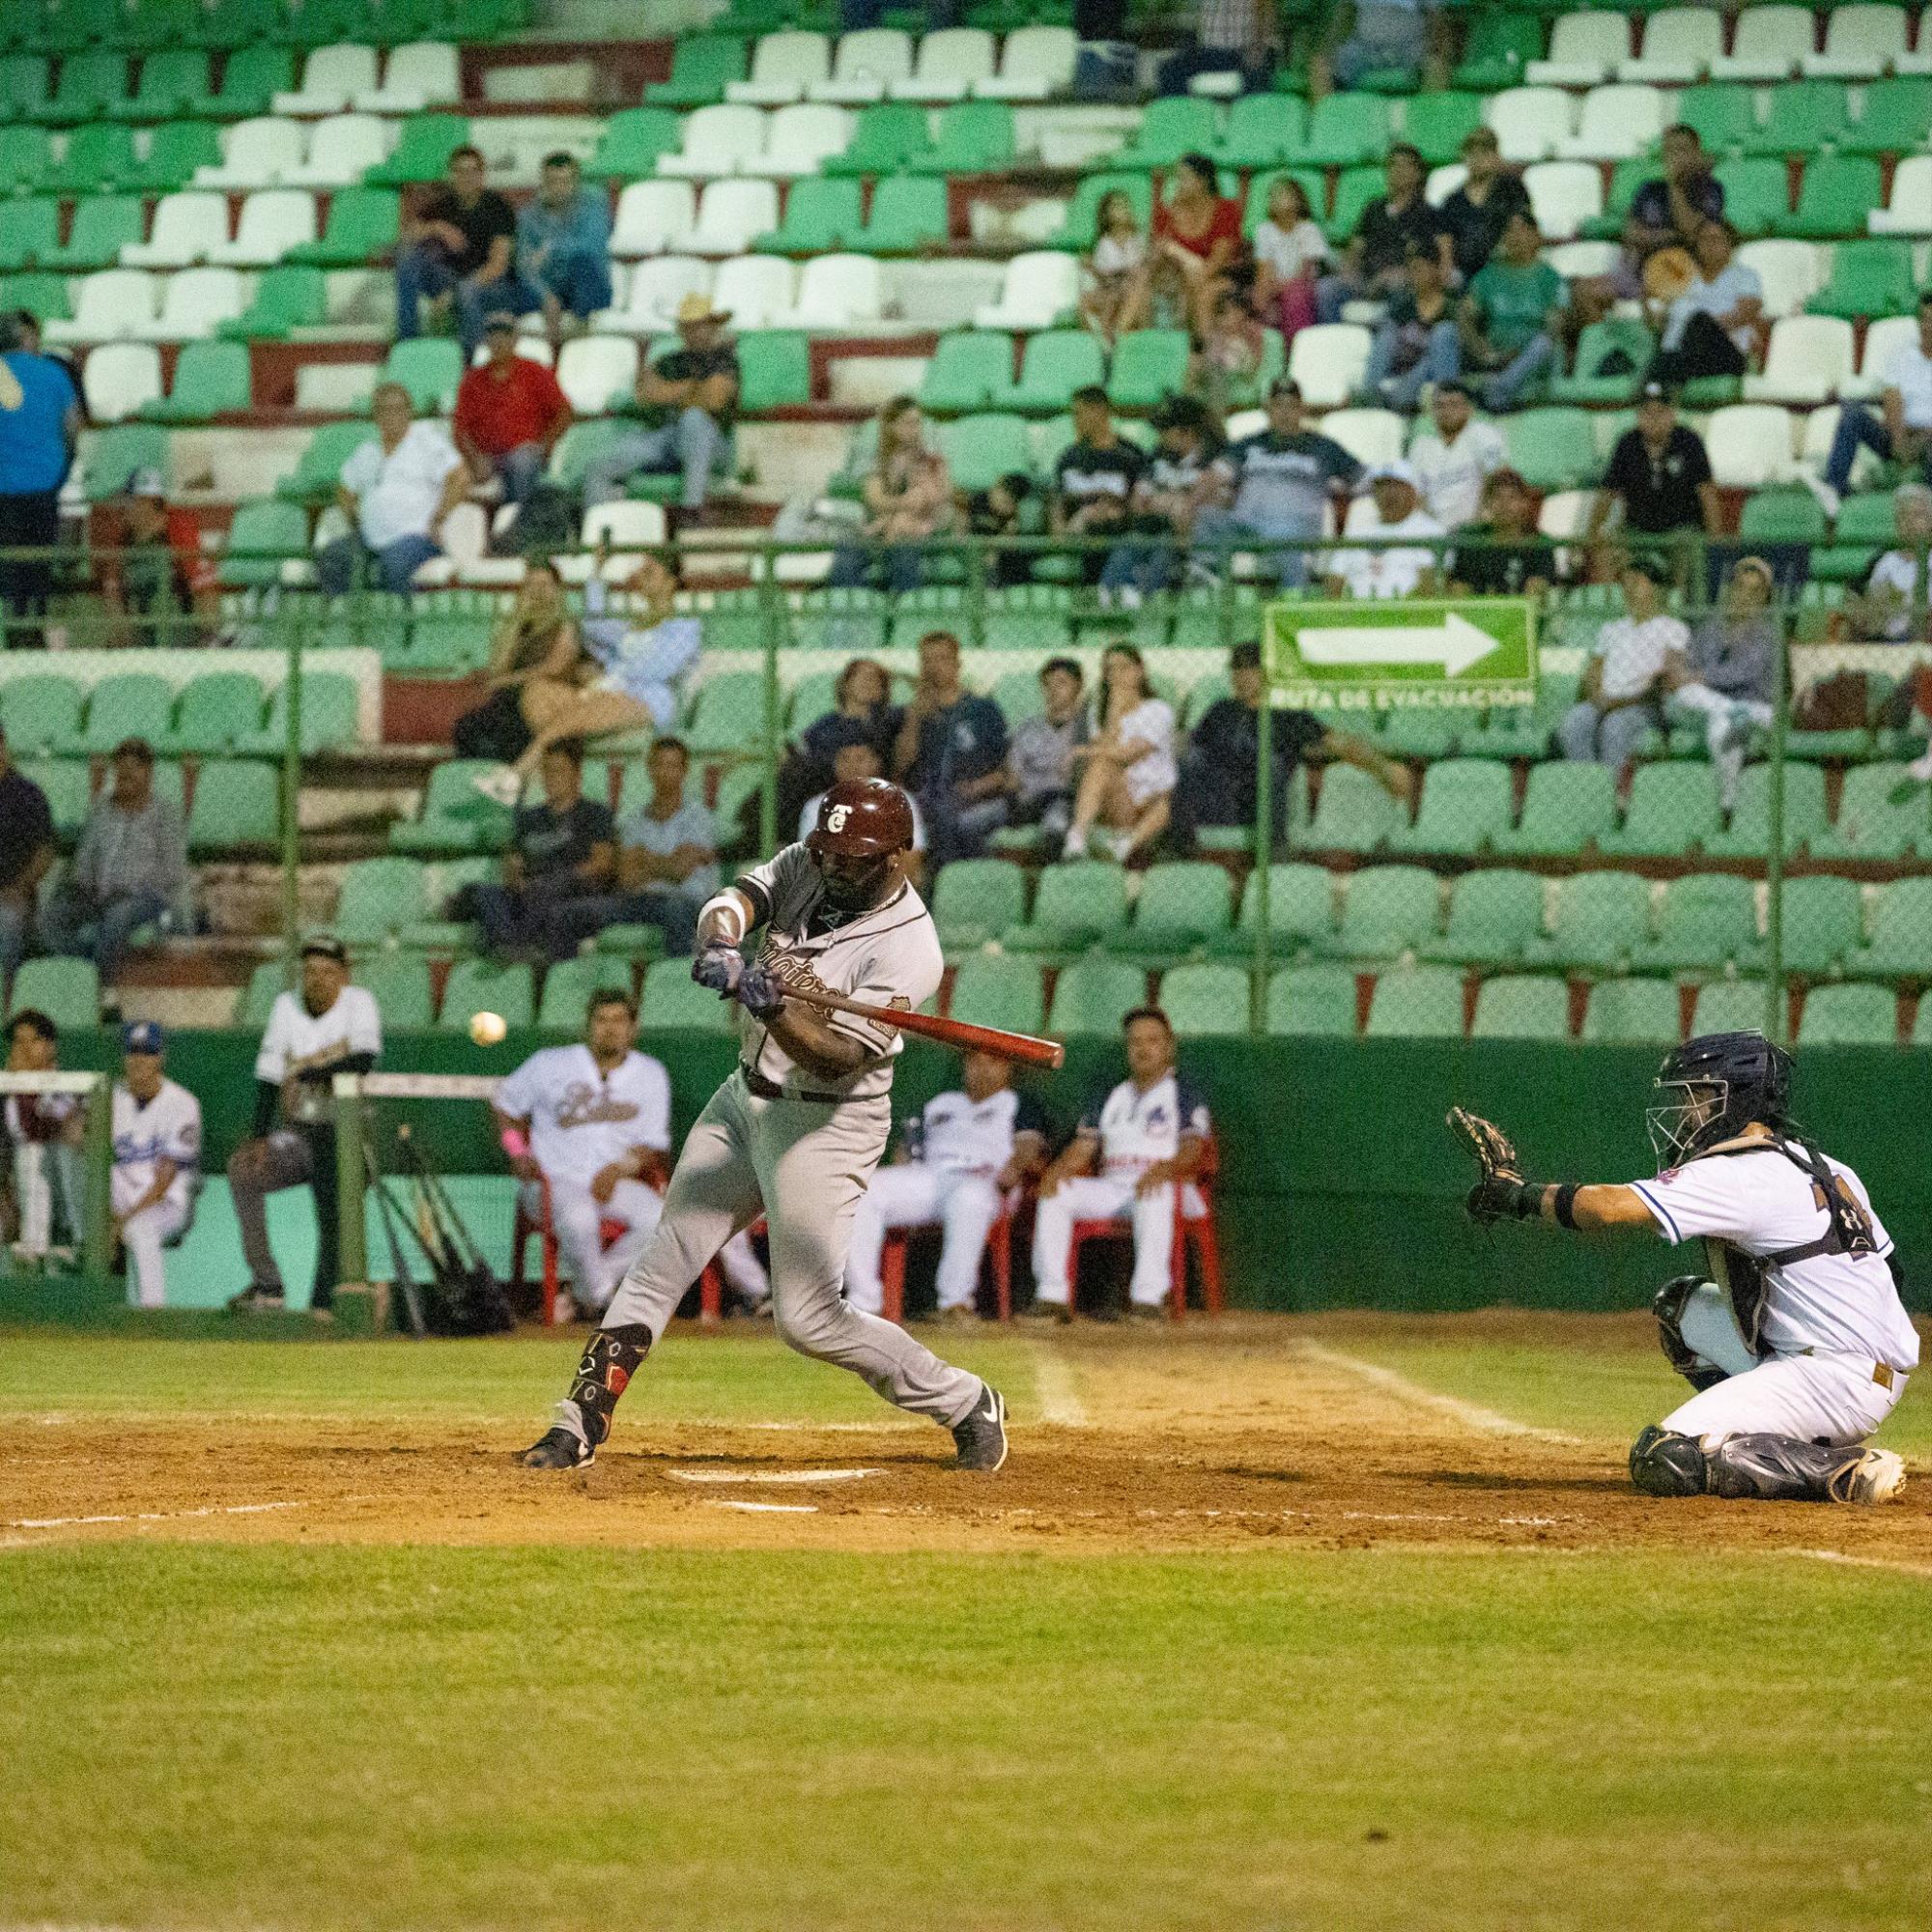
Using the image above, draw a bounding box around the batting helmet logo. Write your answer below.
[807,778,916,861]
[827,805,852,833]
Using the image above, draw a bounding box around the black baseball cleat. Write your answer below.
[952,1385,1008,1472]
[520,1426,593,1470]
[225,1285,284,1313]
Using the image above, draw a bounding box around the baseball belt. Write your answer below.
[739,1064,843,1105]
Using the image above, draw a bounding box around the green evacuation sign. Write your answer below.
[1263,598,1539,711]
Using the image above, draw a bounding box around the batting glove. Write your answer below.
[692,944,744,998]
[735,960,786,1020]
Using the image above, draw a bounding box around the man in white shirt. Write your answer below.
[314,382,468,598]
[1557,552,1689,769]
[1322,463,1446,601]
[110,1020,201,1310]
[1823,289,1932,501]
[1406,383,1505,531]
[1650,219,1762,385]
[846,1050,1047,1323]
[1460,1030,1914,1505]
[1843,479,1932,643]
[227,932,383,1319]
[1029,1008,1209,1321]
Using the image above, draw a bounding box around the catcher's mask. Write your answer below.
[806,777,914,913]
[1647,1030,1792,1169]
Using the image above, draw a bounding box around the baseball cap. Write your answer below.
[124,467,166,498]
[300,931,348,963]
[1624,550,1671,584]
[123,1020,165,1054]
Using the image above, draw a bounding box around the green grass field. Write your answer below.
[2,1321,1928,1932]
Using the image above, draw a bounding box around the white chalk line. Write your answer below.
[704,1500,819,1515]
[1789,1548,1932,1581]
[5,1494,383,1535]
[1297,1343,1581,1445]
[1031,1349,1089,1428]
[668,1467,882,1486]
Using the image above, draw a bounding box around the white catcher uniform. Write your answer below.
[111,1077,201,1308]
[1033,1071,1209,1309]
[846,1085,1045,1315]
[560,845,989,1446]
[1632,1140,1918,1448]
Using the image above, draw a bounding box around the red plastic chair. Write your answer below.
[510,1168,724,1324]
[878,1190,1017,1323]
[1065,1138,1224,1322]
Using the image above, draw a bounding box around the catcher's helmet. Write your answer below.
[1648,1030,1792,1167]
[806,778,916,861]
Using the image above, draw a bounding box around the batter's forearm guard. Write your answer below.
[567,1324,651,1449]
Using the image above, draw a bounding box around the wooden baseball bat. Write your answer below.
[780,982,1065,1070]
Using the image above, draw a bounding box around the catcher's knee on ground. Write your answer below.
[1629,1423,1709,1496]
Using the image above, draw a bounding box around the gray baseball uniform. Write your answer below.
[564,845,986,1440]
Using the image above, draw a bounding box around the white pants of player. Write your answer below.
[14,1141,82,1256]
[117,1196,188,1308]
[845,1164,1002,1315]
[524,1177,664,1315]
[1032,1175,1200,1308]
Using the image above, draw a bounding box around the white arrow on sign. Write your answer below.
[1292,611,1497,678]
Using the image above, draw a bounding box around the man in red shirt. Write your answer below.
[452,313,572,512]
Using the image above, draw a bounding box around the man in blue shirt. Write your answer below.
[891,630,1010,865]
[0,314,80,649]
[517,152,614,343]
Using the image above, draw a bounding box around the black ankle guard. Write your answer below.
[567,1324,651,1448]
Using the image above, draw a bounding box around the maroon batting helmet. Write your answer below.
[806,777,916,860]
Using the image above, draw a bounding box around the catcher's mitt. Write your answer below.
[1446,1106,1534,1226]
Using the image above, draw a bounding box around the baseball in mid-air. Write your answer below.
[469,1009,507,1048]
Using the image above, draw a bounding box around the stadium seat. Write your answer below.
[974,249,1080,330]
[191,43,293,119]
[43,266,156,343]
[1010,329,1104,412]
[389,761,515,856]
[1712,5,1815,80]
[1870,155,1932,234]
[1808,238,1918,319]
[1780,154,1883,240]
[920,331,1013,412]
[810,27,912,102]
[1389,758,1513,856]
[336,856,431,946]
[692,178,781,254]
[1316,407,1406,470]
[0,198,59,271]
[239,671,361,756]
[440,958,535,1033]
[201,187,315,268]
[0,128,56,196]
[1555,83,1664,161]
[658,102,767,178]
[380,336,463,412]
[1530,11,1631,85]
[170,670,268,754]
[1744,78,1851,156]
[187,759,279,852]
[1736,238,1825,316]
[1157,962,1252,1037]
[747,103,851,180]
[550,334,636,417]
[1744,316,1854,406]
[286,112,388,188]
[947,953,1045,1033]
[1048,956,1149,1036]
[1854,877,1932,979]
[81,342,163,422]
[611,256,712,335]
[9,958,99,1028]
[931,858,1027,950]
[1602,760,1721,857]
[194,114,305,189]
[32,48,128,123]
[1797,981,1898,1045]
[79,674,172,754]
[1807,3,1910,77]
[1470,974,1572,1040]
[648,35,749,108]
[583,106,683,184]
[895,27,995,100]
[1,677,85,755]
[1706,760,1828,859]
[1637,873,1760,972]
[285,185,398,268]
[1365,965,1465,1037]
[1108,329,1191,411]
[737,329,810,408]
[1548,320,1653,406]
[1324,865,1441,960]
[275,42,380,114]
[1293,93,1391,167]
[683,670,766,755]
[825,99,931,175]
[221,262,327,340]
[978,24,1076,100]
[1455,10,1545,88]
[0,55,50,120]
[1580,977,1682,1043]
[910,99,1013,174]
[139,336,249,420]
[1117,96,1219,171]
[1115,863,1233,960]
[936,412,1031,491]
[1812,763,1929,859]
[359,41,460,112]
[1689,980,1773,1036]
[728,30,831,106]
[1299,758,1407,854]
[352,954,434,1031]
[1419,867,1547,968]
[853,173,948,251]
[1704,404,1796,487]
[1287,324,1371,409]
[1482,85,1575,161]
[1226,862,1337,955]
[1266,962,1359,1035]
[44,194,150,271]
[612,181,696,260]
[1781,874,1868,975]
[1505,408,1602,490]
[1003,860,1129,954]
[1536,870,1655,969]
[1050,172,1153,250]
[775,251,883,327]
[756,174,862,253]
[1495,761,1616,856]
[1215,94,1306,167]
[19,760,84,846]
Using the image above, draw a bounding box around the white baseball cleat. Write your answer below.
[1840,1447,1907,1505]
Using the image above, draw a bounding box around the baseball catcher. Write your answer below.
[1450,1030,1915,1505]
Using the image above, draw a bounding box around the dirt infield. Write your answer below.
[5,1313,1927,1566]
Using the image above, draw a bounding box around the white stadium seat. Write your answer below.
[1850,314,1919,396]
[1736,239,1825,318]
[135,265,245,340]
[43,268,158,344]
[611,180,696,257]
[1804,3,1910,76]
[710,253,796,330]
[775,252,883,328]
[467,337,553,367]
[1745,315,1855,403]
[973,249,1080,328]
[977,24,1076,99]
[1523,161,1603,240]
[1544,240,1621,278]
[287,112,388,187]
[691,178,781,253]
[582,500,669,552]
[358,40,461,112]
[555,335,639,415]
[727,32,831,106]
[1526,11,1631,85]
[1287,324,1371,408]
[1425,162,1464,206]
[749,102,852,179]
[658,103,768,178]
[1710,5,1813,79]
[1870,155,1932,235]
[1482,87,1576,162]
[1799,403,1844,470]
[1704,403,1798,486]
[194,115,304,188]
[1317,408,1406,471]
[894,28,994,100]
[1538,487,1593,575]
[1555,83,1665,160]
[1620,7,1723,81]
[121,190,230,268]
[810,29,912,103]
[611,256,714,335]
[82,341,163,422]
[209,188,318,266]
[274,42,381,114]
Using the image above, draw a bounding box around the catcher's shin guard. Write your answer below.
[565,1323,652,1449]
[1705,1433,1889,1504]
[1629,1424,1709,1497]
[1652,1277,1729,1393]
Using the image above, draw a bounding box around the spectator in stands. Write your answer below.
[1192,376,1361,588]
[1666,554,1779,810]
[452,314,572,515]
[1188,285,1269,418]
[828,397,954,595]
[803,740,928,887]
[1439,128,1532,284]
[1081,190,1150,348]
[4,1009,83,1269]
[227,932,379,1320]
[1447,469,1556,598]
[315,382,467,598]
[1649,220,1762,386]
[1160,0,1279,94]
[1587,382,1719,554]
[473,552,699,807]
[1151,155,1246,335]
[1360,245,1462,412]
[1174,639,1414,850]
[453,560,582,764]
[517,151,614,347]
[1581,123,1723,324]
[103,468,217,648]
[1251,176,1327,345]
[1318,143,1452,323]
[1324,462,1446,601]
[109,1020,201,1312]
[0,730,53,985]
[1461,211,1566,413]
[961,469,1032,588]
[611,735,717,959]
[1053,385,1148,584]
[1099,395,1222,606]
[781,657,904,834]
[41,737,185,987]
[1002,655,1091,844]
[0,311,80,649]
[1408,381,1505,530]
[470,740,616,959]
[1823,290,1932,504]
[1558,551,1688,769]
[583,293,739,514]
[1314,0,1446,96]
[395,145,525,356]
[1064,640,1177,863]
[1840,480,1932,644]
[892,629,1009,865]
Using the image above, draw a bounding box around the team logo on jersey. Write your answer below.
[887,995,911,1011]
[827,805,852,832]
[555,1081,641,1130]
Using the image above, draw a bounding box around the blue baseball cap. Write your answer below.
[122,1020,166,1054]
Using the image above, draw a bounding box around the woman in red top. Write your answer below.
[1151,153,1244,335]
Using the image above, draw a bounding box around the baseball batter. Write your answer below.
[521,777,1009,1472]
[1455,1030,1916,1505]
[845,1048,1046,1321]
[110,1021,201,1309]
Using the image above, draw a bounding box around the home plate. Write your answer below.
[668,1467,884,1486]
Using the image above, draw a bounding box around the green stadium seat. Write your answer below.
[1503,407,1600,492]
[735,330,810,410]
[1009,328,1105,412]
[1849,876,1932,980]
[937,412,1032,491]
[277,424,380,511]
[0,199,59,272]
[79,673,171,754]
[757,174,863,253]
[31,49,128,124]
[1779,874,1866,976]
[948,953,1045,1033]
[238,959,290,1028]
[1301,759,1408,853]
[139,337,250,422]
[1601,760,1721,858]
[1324,864,1440,960]
[1,676,84,755]
[41,193,146,271]
[0,128,57,194]
[1797,980,1898,1046]
[683,670,766,755]
[1047,955,1148,1035]
[20,759,91,840]
[1812,488,1897,584]
[1844,75,1932,154]
[1265,962,1358,1035]
[1808,239,1918,321]
[336,857,430,944]
[166,670,267,756]
[1292,92,1390,166]
[1323,165,1383,244]
[1224,861,1336,955]
[190,42,293,117]
[1364,964,1464,1037]
[1156,961,1253,1037]
[1453,11,1544,89]
[1636,872,1759,972]
[1743,80,1850,156]
[533,955,631,1029]
[1536,871,1654,970]
[1050,171,1152,249]
[440,958,535,1033]
[113,48,207,121]
[920,331,1014,413]
[0,55,50,118]
[582,105,683,185]
[1689,980,1772,1036]
[129,119,222,193]
[1675,82,1759,155]
[218,498,308,589]
[1710,157,1788,239]
[1736,487,1828,550]
[46,124,138,194]
[9,957,99,1028]
[1705,760,1828,857]
[1580,977,1682,1044]
[380,337,463,413]
[1470,973,1571,1040]
[390,760,516,856]
[1108,328,1191,411]
[286,186,399,267]
[1115,96,1219,171]
[1495,761,1617,856]
[931,858,1028,950]
[1113,862,1233,961]
[1580,157,1648,242]
[1213,93,1306,167]
[1388,757,1512,856]
[855,174,949,251]
[187,758,279,851]
[1003,859,1129,954]
[1779,154,1882,239]
[1377,709,1463,760]
[341,954,429,1031]
[1400,90,1484,166]
[647,34,749,107]
[219,262,327,344]
[1813,763,1928,859]
[826,100,932,176]
[365,113,470,188]
[910,99,1013,175]
[1418,867,1546,968]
